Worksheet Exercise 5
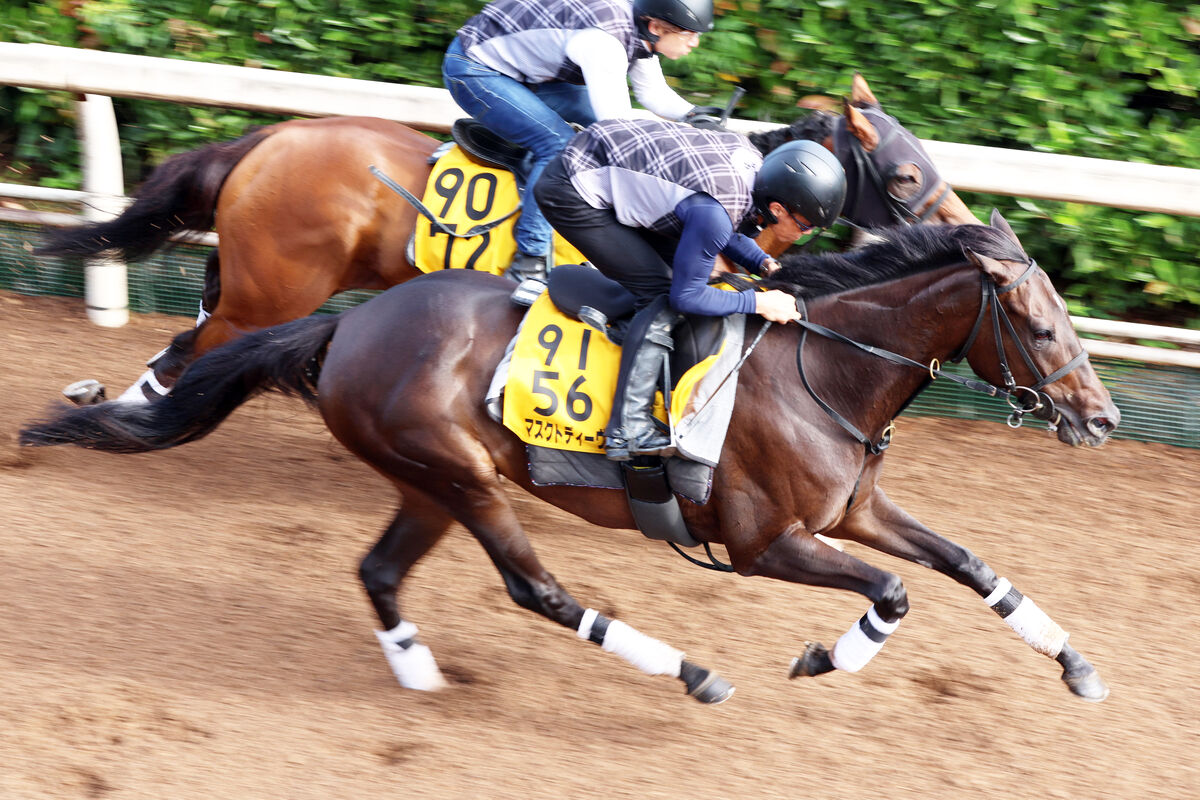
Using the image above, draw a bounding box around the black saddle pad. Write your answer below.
[547,264,637,323]
[545,265,726,388]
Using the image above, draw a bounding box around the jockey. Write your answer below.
[442,0,714,283]
[534,118,846,461]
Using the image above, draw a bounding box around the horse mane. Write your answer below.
[763,224,1026,299]
[745,111,838,155]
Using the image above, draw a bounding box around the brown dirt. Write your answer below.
[2,291,1197,800]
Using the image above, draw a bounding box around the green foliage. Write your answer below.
[2,0,1198,323]
[671,0,1200,325]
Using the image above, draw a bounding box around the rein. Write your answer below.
[791,259,1090,509]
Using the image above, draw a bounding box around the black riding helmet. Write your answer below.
[752,140,847,229]
[633,0,715,43]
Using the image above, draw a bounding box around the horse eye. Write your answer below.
[1033,329,1054,342]
[886,166,922,202]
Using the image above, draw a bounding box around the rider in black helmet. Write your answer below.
[443,0,715,282]
[633,0,715,43]
[536,120,848,461]
[751,139,846,232]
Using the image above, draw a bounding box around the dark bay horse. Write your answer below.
[22,214,1118,705]
[37,75,976,404]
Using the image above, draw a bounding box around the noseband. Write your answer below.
[945,260,1090,430]
[790,258,1091,456]
[833,107,952,227]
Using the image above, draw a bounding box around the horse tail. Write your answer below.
[35,128,274,260]
[20,313,341,453]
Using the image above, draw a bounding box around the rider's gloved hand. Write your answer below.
[683,105,726,130]
[754,289,802,324]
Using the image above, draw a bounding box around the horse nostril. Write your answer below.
[1088,416,1114,436]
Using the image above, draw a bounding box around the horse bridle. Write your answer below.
[944,259,1090,429]
[671,258,1089,558]
[834,107,952,228]
[790,258,1091,457]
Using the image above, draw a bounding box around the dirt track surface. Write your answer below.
[2,291,1198,799]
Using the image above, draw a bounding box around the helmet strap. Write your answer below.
[757,200,780,227]
[640,17,663,48]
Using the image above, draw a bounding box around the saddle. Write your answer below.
[388,120,584,275]
[545,264,726,383]
[450,119,531,175]
[506,267,740,549]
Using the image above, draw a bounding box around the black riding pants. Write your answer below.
[535,155,677,308]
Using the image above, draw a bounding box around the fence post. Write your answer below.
[77,92,128,327]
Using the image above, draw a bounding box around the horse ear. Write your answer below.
[842,97,880,151]
[964,247,1025,285]
[850,73,880,109]
[989,208,1021,245]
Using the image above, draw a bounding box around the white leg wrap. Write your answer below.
[577,610,682,677]
[375,621,448,691]
[575,609,600,640]
[985,578,1067,657]
[115,368,169,405]
[830,605,901,673]
[196,303,211,326]
[144,345,170,368]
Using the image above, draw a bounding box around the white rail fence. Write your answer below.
[1,44,1198,367]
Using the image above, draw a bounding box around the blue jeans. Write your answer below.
[443,36,597,258]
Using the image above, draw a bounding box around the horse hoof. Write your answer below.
[1064,668,1110,702]
[687,671,734,704]
[788,641,834,678]
[62,379,106,406]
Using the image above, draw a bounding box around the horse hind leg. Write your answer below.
[742,523,911,680]
[422,474,732,703]
[102,325,200,406]
[360,493,457,691]
[63,342,180,407]
[64,246,223,407]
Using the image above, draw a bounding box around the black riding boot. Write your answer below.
[605,299,680,461]
[505,252,548,283]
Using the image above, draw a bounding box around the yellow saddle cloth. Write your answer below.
[412,145,585,275]
[499,292,739,459]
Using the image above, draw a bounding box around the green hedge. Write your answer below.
[2,0,1198,325]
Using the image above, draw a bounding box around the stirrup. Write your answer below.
[606,431,672,462]
[605,437,633,462]
[510,277,546,307]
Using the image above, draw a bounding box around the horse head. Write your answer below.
[959,210,1120,447]
[836,73,977,229]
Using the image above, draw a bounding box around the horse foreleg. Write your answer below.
[830,488,1109,702]
[742,524,910,679]
[359,492,456,691]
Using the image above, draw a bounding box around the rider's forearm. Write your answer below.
[628,57,694,120]
[567,30,645,120]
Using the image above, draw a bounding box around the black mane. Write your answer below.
[764,224,1026,298]
[746,111,838,155]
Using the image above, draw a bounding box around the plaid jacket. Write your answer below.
[458,0,650,85]
[561,118,762,235]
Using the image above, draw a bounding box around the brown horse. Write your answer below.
[22,214,1118,705]
[37,75,976,404]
